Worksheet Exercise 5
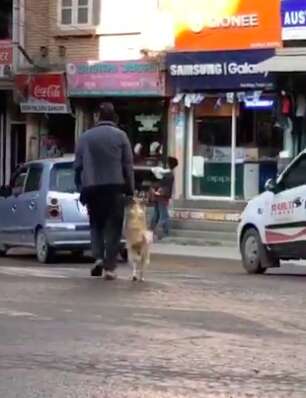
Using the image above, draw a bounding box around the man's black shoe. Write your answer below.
[91,264,103,277]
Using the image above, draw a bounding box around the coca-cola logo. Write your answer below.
[33,84,61,99]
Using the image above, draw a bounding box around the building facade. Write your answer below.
[163,0,285,214]
[0,0,25,185]
[15,0,170,174]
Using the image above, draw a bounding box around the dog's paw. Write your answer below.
[132,276,138,282]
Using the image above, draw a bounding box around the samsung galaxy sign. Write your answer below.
[170,62,258,77]
[167,50,274,92]
[282,0,306,40]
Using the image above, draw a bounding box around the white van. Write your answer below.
[238,150,306,274]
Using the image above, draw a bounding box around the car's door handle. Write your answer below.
[28,200,36,210]
[11,204,17,212]
[293,197,302,207]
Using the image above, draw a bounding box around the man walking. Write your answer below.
[75,103,134,279]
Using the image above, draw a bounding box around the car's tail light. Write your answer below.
[47,198,62,220]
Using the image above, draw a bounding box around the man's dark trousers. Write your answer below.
[87,192,124,271]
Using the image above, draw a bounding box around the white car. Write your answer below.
[239,150,306,274]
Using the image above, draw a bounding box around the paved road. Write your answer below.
[0,253,306,398]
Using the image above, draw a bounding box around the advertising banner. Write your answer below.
[282,0,306,40]
[66,61,165,97]
[161,0,281,51]
[0,41,13,78]
[166,50,275,92]
[15,73,69,113]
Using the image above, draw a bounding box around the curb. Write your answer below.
[151,243,241,261]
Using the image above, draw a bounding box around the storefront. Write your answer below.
[254,0,306,162]
[66,60,167,168]
[14,72,74,160]
[166,49,281,202]
[0,41,26,185]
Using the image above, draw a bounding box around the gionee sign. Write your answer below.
[162,0,281,51]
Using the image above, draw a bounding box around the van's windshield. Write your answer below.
[50,162,77,193]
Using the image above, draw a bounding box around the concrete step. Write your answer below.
[161,236,237,248]
[170,228,237,243]
[171,219,238,233]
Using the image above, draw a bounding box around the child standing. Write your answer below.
[150,157,178,239]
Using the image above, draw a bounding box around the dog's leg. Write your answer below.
[139,246,149,282]
[139,258,144,282]
[128,246,138,281]
[132,257,138,282]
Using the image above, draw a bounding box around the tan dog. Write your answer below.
[124,198,152,282]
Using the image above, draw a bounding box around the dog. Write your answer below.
[124,198,152,282]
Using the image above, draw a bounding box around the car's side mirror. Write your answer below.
[0,185,12,198]
[265,178,277,193]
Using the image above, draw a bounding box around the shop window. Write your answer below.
[113,100,165,167]
[192,98,234,198]
[0,0,12,40]
[59,0,93,27]
[238,102,282,160]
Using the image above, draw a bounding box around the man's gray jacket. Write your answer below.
[74,121,135,196]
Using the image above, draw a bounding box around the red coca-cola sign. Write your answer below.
[15,73,69,113]
[34,84,61,99]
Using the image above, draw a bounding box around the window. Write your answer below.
[0,0,12,39]
[50,163,77,193]
[24,165,43,193]
[11,167,28,196]
[59,0,93,27]
[280,156,306,191]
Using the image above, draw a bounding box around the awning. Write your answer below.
[255,55,306,73]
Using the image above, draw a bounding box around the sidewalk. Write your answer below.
[151,242,241,261]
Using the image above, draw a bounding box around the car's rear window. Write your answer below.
[50,162,77,193]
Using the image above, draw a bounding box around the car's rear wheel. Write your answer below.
[241,228,278,274]
[36,229,55,264]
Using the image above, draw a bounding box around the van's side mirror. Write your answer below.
[0,185,12,198]
[265,178,277,193]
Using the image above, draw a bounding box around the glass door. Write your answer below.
[188,97,238,200]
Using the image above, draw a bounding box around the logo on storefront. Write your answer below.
[161,0,281,51]
[15,73,69,114]
[166,50,274,92]
[189,14,259,32]
[170,61,258,77]
[66,60,165,97]
[282,0,306,40]
[33,85,62,99]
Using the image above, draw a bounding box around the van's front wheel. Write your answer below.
[241,228,278,274]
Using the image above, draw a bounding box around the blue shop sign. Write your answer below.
[282,0,306,40]
[166,50,274,93]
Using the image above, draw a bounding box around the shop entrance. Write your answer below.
[190,98,235,199]
[89,99,167,167]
